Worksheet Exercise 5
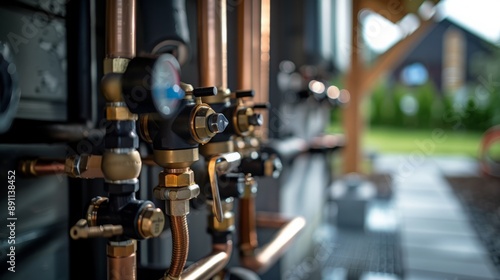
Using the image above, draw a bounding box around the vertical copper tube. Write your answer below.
[107,245,137,280]
[259,0,271,139]
[197,0,226,88]
[106,0,136,58]
[108,254,136,280]
[251,0,261,95]
[238,197,258,252]
[237,0,253,91]
[167,215,190,278]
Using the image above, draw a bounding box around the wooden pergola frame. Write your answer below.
[342,0,440,174]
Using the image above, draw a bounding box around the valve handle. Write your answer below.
[207,152,242,222]
[235,90,255,98]
[70,219,123,240]
[192,86,217,97]
[253,102,271,110]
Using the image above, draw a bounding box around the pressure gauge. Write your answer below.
[151,54,185,117]
[122,53,185,118]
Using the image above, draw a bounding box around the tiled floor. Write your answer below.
[374,154,500,280]
[322,155,500,280]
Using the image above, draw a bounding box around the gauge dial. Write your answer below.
[151,54,185,117]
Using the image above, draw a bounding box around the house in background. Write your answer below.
[367,17,500,132]
[391,17,499,94]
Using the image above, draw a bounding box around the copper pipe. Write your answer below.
[237,0,253,91]
[108,254,136,280]
[197,0,226,88]
[251,0,261,95]
[238,197,258,252]
[255,211,292,228]
[19,159,65,177]
[180,241,233,280]
[240,213,306,274]
[107,242,137,280]
[166,215,190,279]
[106,0,136,58]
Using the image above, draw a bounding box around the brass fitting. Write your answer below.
[243,175,257,198]
[138,206,165,239]
[65,154,104,179]
[101,150,142,181]
[107,240,137,258]
[158,169,195,187]
[154,185,200,216]
[154,184,200,201]
[106,106,137,121]
[70,219,123,240]
[104,57,130,74]
[139,114,153,143]
[207,198,235,232]
[86,196,109,226]
[101,73,124,102]
[191,104,218,144]
[154,149,199,169]
[235,107,255,136]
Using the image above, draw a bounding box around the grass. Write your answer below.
[328,124,494,159]
[363,126,485,158]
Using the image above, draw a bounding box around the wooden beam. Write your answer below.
[360,18,436,93]
[342,0,363,174]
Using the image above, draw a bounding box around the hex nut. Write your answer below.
[165,184,200,200]
[104,57,130,74]
[107,241,136,257]
[106,106,137,121]
[159,170,195,187]
[165,200,190,216]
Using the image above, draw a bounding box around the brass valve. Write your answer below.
[82,196,166,240]
[70,219,123,240]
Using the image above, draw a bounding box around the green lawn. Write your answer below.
[328,125,490,158]
[363,126,485,158]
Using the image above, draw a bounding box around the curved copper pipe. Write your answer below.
[179,240,233,280]
[240,216,305,274]
[167,215,190,279]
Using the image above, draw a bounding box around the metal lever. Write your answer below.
[207,152,242,222]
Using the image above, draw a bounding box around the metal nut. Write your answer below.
[138,207,165,239]
[165,184,200,200]
[106,106,137,121]
[236,107,254,136]
[159,170,195,187]
[165,200,190,216]
[192,104,218,144]
[65,154,104,179]
[103,57,130,74]
[107,241,136,257]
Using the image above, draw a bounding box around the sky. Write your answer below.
[365,0,500,52]
[437,0,500,43]
[335,0,500,70]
